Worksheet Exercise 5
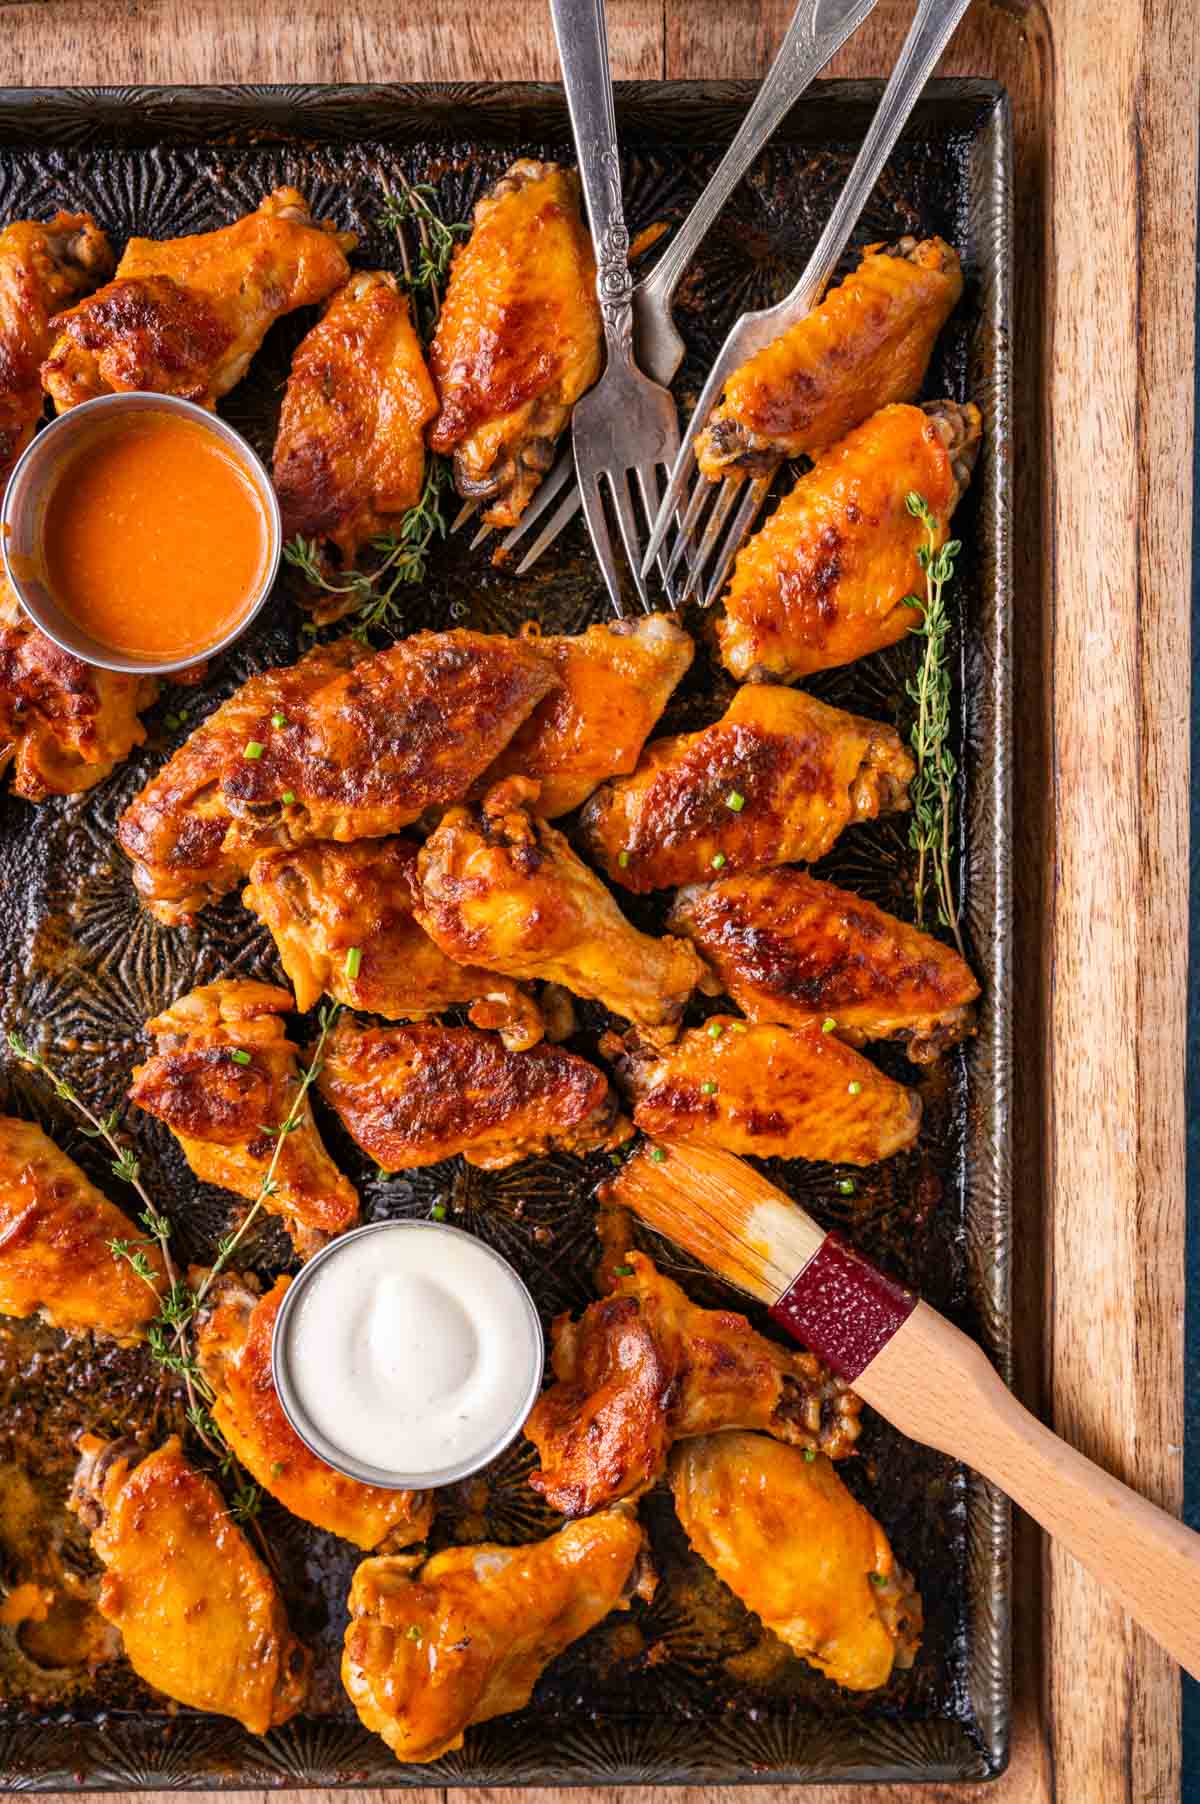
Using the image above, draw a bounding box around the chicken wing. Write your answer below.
[0,211,113,483]
[242,837,543,1048]
[695,236,963,478]
[717,401,982,681]
[128,981,357,1259]
[429,160,601,527]
[603,1016,920,1165]
[195,1272,433,1550]
[342,1507,652,1762]
[273,271,438,581]
[579,685,914,893]
[671,1433,922,1692]
[0,575,158,801]
[480,615,694,817]
[316,1018,629,1171]
[42,189,355,413]
[524,1251,860,1516]
[415,777,705,1034]
[69,1434,309,1732]
[0,1117,165,1341]
[669,868,979,1061]
[117,630,555,925]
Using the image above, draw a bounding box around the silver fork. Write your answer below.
[548,0,680,615]
[641,0,975,607]
[454,0,884,572]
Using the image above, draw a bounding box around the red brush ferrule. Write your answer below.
[769,1231,917,1381]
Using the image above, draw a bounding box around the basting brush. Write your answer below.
[606,1140,1200,1679]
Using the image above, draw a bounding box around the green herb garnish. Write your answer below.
[904,491,964,955]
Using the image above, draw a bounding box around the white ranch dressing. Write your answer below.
[280,1223,543,1485]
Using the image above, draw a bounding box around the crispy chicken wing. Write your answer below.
[316,1018,629,1171]
[69,1434,309,1731]
[718,401,982,681]
[415,777,705,1034]
[195,1272,433,1550]
[480,615,694,817]
[243,837,544,1048]
[525,1251,860,1516]
[696,236,963,478]
[42,189,355,413]
[117,630,555,925]
[671,1434,922,1691]
[0,576,158,801]
[0,1117,165,1340]
[604,1016,920,1165]
[273,271,438,582]
[0,211,113,482]
[342,1508,652,1762]
[429,160,601,527]
[669,868,979,1061]
[579,685,914,893]
[128,981,357,1258]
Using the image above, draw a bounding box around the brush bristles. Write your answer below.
[603,1142,826,1304]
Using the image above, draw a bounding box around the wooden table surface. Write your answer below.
[3,0,1197,1800]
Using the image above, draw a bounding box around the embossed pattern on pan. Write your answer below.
[0,82,1011,1790]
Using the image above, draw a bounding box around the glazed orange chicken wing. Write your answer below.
[0,576,158,801]
[604,1016,920,1165]
[128,981,358,1258]
[273,271,438,582]
[718,401,982,681]
[342,1509,652,1763]
[525,1251,860,1516]
[481,615,694,817]
[415,777,704,1034]
[0,211,113,482]
[429,160,601,527]
[0,1117,165,1340]
[671,1434,922,1692]
[70,1435,309,1732]
[42,189,355,413]
[316,1018,629,1171]
[195,1273,433,1550]
[669,868,979,1061]
[579,686,914,893]
[117,630,555,925]
[696,236,963,478]
[243,838,543,1049]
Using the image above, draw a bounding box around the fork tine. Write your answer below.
[469,519,494,550]
[497,446,576,558]
[642,434,697,574]
[701,471,775,608]
[577,476,625,619]
[607,470,652,614]
[682,475,741,602]
[634,461,669,608]
[663,474,712,588]
[451,498,479,534]
[513,486,584,575]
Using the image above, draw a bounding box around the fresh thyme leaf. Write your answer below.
[229,1483,263,1524]
[378,171,468,339]
[904,490,965,957]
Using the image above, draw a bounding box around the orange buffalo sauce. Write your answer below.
[42,411,272,661]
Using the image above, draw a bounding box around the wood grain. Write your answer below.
[0,1,1193,1801]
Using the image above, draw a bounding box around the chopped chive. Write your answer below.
[707,1020,724,1039]
[618,851,630,869]
[345,947,362,979]
[281,790,296,806]
[613,1263,634,1277]
[711,852,726,870]
[377,1167,393,1181]
[230,1049,252,1066]
[243,740,264,760]
[803,1448,817,1463]
[270,1461,284,1479]
[725,790,745,813]
[405,1623,424,1642]
[730,1021,747,1033]
[869,1572,887,1587]
[837,1177,857,1196]
[271,712,286,728]
[700,1080,717,1096]
[821,1016,836,1034]
[847,1080,863,1096]
[649,1145,667,1163]
[430,1202,447,1221]
[165,712,182,729]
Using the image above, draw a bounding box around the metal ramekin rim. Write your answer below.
[270,1218,547,1493]
[1,392,282,676]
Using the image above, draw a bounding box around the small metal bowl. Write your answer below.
[271,1219,546,1492]
[1,392,282,675]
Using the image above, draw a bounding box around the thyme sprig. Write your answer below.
[378,170,469,338]
[903,491,964,957]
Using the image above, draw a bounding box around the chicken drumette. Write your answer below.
[717,401,983,681]
[342,1508,653,1763]
[672,1434,922,1692]
[195,1272,433,1550]
[316,1018,629,1171]
[273,271,438,595]
[128,981,358,1258]
[579,686,914,893]
[429,160,601,527]
[70,1435,309,1732]
[695,236,963,478]
[0,210,113,483]
[117,630,555,925]
[42,189,355,413]
[0,1116,165,1341]
[524,1251,860,1516]
[415,777,705,1035]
